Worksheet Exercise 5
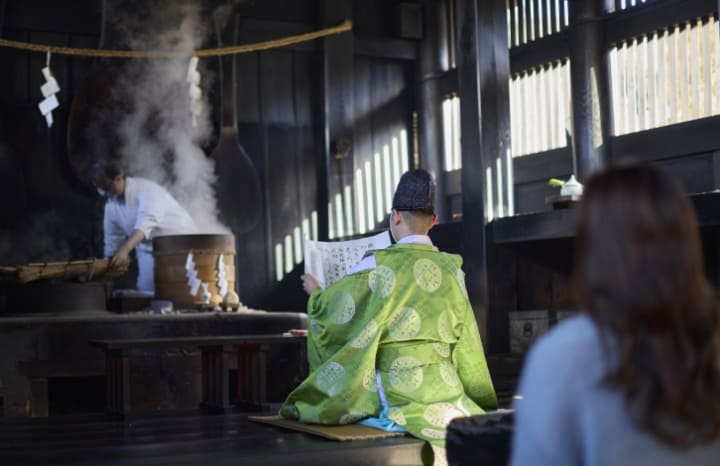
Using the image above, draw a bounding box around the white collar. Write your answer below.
[397,234,433,246]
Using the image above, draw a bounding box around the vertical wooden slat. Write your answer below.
[609,47,621,135]
[528,70,535,154]
[557,61,567,148]
[524,72,531,154]
[689,18,700,120]
[545,0,553,35]
[701,17,712,117]
[548,62,562,149]
[657,29,666,126]
[535,67,542,153]
[678,22,689,122]
[627,37,636,133]
[521,0,529,44]
[506,0,512,46]
[538,67,545,151]
[529,0,535,41]
[513,0,520,46]
[638,36,647,131]
[509,77,517,156]
[619,43,628,135]
[554,0,561,32]
[647,32,657,129]
[542,65,551,150]
[517,74,524,155]
[710,13,720,115]
[536,0,544,39]
[626,39,636,133]
[668,25,678,124]
[713,16,720,116]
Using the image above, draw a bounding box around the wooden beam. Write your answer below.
[0,0,7,35]
[569,0,611,181]
[455,0,511,352]
[418,0,451,221]
[611,115,720,164]
[513,148,574,184]
[713,151,720,190]
[606,0,716,46]
[354,38,417,60]
[320,0,354,240]
[510,31,570,75]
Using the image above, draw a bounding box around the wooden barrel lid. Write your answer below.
[153,234,235,254]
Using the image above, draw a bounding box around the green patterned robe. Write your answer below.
[281,243,497,448]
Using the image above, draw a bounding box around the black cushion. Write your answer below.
[446,410,514,466]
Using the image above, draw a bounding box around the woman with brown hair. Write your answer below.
[510,164,720,466]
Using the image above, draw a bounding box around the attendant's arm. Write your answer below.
[110,229,145,268]
[133,194,161,241]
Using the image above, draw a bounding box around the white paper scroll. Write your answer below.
[38,61,60,128]
[303,230,392,288]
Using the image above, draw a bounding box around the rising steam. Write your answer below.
[107,0,232,233]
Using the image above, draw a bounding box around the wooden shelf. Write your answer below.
[491,191,720,245]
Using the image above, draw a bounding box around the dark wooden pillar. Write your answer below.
[321,0,354,240]
[569,0,612,180]
[455,0,511,348]
[417,0,450,221]
[0,0,7,33]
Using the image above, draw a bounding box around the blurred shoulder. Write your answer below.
[523,314,603,376]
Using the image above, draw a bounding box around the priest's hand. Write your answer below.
[301,273,321,295]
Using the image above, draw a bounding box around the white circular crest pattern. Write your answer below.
[362,366,378,392]
[328,291,356,324]
[456,398,473,416]
[314,362,346,396]
[387,407,407,426]
[413,258,442,292]
[368,265,395,298]
[437,311,453,340]
[433,342,450,358]
[350,319,379,348]
[388,307,421,340]
[439,361,460,387]
[420,427,446,439]
[423,402,463,427]
[389,356,424,393]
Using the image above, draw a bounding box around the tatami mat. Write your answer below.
[248,415,407,441]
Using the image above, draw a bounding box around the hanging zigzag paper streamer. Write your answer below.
[217,253,228,298]
[185,250,202,297]
[38,53,60,128]
[186,56,202,127]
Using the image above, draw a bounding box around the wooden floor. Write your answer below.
[0,408,426,466]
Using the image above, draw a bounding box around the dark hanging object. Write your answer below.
[445,411,514,466]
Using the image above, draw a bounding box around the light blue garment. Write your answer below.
[357,371,407,433]
[510,314,720,466]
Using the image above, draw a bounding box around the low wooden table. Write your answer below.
[90,334,306,418]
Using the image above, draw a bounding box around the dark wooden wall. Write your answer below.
[0,0,417,311]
